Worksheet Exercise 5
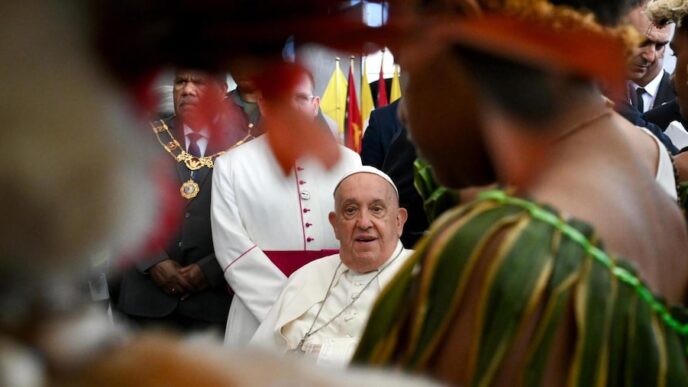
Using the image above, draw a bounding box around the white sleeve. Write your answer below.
[249,286,290,353]
[250,267,312,353]
[211,156,287,323]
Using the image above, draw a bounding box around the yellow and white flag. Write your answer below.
[390,64,402,103]
[320,58,348,135]
[361,58,375,129]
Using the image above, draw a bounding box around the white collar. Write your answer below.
[337,241,406,286]
[632,70,664,97]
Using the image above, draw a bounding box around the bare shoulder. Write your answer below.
[533,179,688,303]
[613,114,659,175]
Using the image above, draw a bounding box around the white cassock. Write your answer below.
[211,135,361,346]
[251,242,413,367]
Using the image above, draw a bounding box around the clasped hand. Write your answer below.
[150,260,209,297]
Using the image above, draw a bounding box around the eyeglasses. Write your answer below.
[294,93,316,105]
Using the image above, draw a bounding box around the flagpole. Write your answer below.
[378,48,388,108]
[350,56,356,85]
[361,55,364,111]
[350,55,355,150]
[335,56,341,135]
[381,47,385,69]
[361,56,365,94]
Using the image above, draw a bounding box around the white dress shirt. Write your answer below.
[631,70,664,113]
[183,125,210,156]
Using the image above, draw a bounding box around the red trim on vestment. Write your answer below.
[223,244,258,273]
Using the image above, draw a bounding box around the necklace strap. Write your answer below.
[296,244,405,351]
[554,109,611,143]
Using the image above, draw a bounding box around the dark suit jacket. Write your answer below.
[381,125,429,247]
[624,71,675,115]
[654,71,676,109]
[116,116,246,324]
[361,100,403,169]
[361,99,429,247]
[644,98,688,131]
[615,99,679,154]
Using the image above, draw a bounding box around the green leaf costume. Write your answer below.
[353,189,688,386]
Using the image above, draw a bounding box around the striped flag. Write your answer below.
[345,59,362,152]
[320,58,348,136]
[390,64,402,103]
[361,58,374,129]
[377,58,388,108]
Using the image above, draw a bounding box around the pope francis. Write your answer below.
[251,166,413,367]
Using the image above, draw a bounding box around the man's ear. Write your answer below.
[396,207,408,236]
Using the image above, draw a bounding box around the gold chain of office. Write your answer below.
[150,119,252,170]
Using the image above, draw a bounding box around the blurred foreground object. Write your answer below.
[93,1,399,86]
[0,2,154,280]
[55,333,440,387]
[91,1,408,172]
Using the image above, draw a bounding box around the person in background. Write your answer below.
[228,70,263,136]
[613,0,679,152]
[115,69,251,334]
[361,99,430,247]
[625,0,676,113]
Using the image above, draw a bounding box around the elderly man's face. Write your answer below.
[173,70,227,127]
[627,8,674,84]
[329,173,407,273]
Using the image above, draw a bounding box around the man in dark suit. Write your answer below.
[625,3,675,113]
[361,99,429,247]
[655,71,677,108]
[614,2,678,153]
[115,69,251,334]
[616,99,679,153]
[361,99,403,168]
